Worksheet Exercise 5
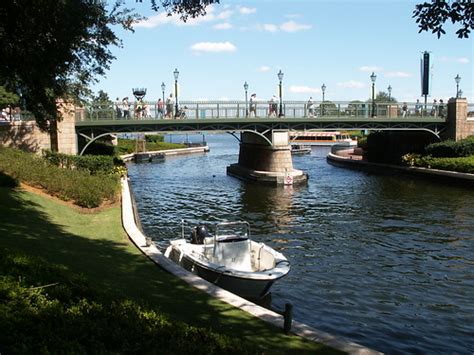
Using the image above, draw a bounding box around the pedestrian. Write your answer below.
[166,93,174,118]
[268,95,278,117]
[157,98,164,118]
[135,98,143,119]
[114,97,122,119]
[438,99,445,118]
[249,93,257,117]
[307,97,314,117]
[402,102,408,117]
[414,99,421,116]
[430,99,438,117]
[143,102,151,118]
[122,97,130,119]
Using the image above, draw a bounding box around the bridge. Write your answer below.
[76,100,449,138]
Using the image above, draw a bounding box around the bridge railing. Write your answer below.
[76,100,452,121]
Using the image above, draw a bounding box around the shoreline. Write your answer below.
[327,149,474,187]
[121,176,380,355]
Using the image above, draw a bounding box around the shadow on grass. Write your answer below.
[0,186,336,354]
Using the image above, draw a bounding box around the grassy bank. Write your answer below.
[0,185,337,354]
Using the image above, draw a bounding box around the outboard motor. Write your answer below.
[190,225,210,244]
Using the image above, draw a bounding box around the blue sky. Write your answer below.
[93,0,473,103]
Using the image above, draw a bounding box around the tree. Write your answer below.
[413,1,473,38]
[374,91,398,103]
[0,0,217,142]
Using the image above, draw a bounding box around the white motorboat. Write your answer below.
[164,221,290,300]
[290,131,357,147]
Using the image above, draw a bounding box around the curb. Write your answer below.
[120,177,381,354]
[327,152,474,186]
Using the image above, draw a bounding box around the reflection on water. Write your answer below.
[128,133,474,354]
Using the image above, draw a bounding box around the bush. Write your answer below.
[0,147,121,208]
[0,249,252,354]
[401,153,474,173]
[145,134,165,143]
[117,138,186,154]
[425,135,474,157]
[43,150,123,175]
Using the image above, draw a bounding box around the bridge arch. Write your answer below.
[78,132,116,156]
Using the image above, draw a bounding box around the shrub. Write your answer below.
[145,134,165,143]
[401,153,474,173]
[0,249,252,354]
[0,147,120,208]
[425,135,474,157]
[43,150,123,176]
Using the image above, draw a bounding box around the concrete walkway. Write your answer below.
[121,177,381,355]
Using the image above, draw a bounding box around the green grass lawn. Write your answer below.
[0,185,339,354]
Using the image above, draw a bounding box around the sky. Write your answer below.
[92,0,473,103]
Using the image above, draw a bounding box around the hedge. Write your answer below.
[0,147,121,208]
[401,154,474,174]
[425,135,474,158]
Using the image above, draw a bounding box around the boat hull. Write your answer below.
[166,246,281,300]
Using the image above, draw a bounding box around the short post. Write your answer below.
[145,237,152,247]
[283,303,293,333]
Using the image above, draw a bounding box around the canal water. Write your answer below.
[127,133,473,354]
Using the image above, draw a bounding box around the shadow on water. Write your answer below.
[0,185,333,353]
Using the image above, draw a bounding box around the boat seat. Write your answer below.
[214,239,252,271]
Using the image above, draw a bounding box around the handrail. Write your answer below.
[75,100,469,121]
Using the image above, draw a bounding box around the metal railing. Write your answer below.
[77,100,463,121]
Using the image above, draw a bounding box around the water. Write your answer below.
[127,134,474,354]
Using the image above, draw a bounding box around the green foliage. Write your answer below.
[413,1,473,38]
[401,153,474,173]
[0,248,252,354]
[425,135,474,158]
[374,91,398,103]
[117,138,185,154]
[0,147,120,208]
[357,136,368,150]
[0,85,19,108]
[145,134,165,143]
[43,150,123,175]
[0,1,142,131]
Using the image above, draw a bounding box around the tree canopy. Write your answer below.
[0,0,217,133]
[413,1,473,38]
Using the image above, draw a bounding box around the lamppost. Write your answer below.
[370,72,377,117]
[387,85,392,101]
[161,82,165,117]
[277,70,284,117]
[243,81,249,117]
[173,68,179,117]
[321,83,326,116]
[455,74,461,98]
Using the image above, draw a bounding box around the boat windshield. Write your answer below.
[215,221,250,241]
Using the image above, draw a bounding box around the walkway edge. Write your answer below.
[120,177,381,355]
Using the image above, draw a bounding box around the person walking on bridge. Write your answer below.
[249,93,257,117]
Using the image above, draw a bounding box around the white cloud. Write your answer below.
[385,71,412,78]
[457,57,469,64]
[216,10,233,20]
[136,5,230,28]
[359,66,383,72]
[263,24,278,33]
[190,41,237,53]
[289,85,321,94]
[259,21,311,33]
[280,20,312,32]
[337,81,365,89]
[258,65,271,72]
[238,6,256,15]
[213,22,232,30]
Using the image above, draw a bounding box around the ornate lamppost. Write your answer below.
[277,70,284,117]
[173,68,179,117]
[454,74,461,98]
[161,82,165,105]
[387,85,392,101]
[370,72,377,117]
[244,81,249,117]
[321,83,326,116]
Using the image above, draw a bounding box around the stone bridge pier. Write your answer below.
[226,130,308,185]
